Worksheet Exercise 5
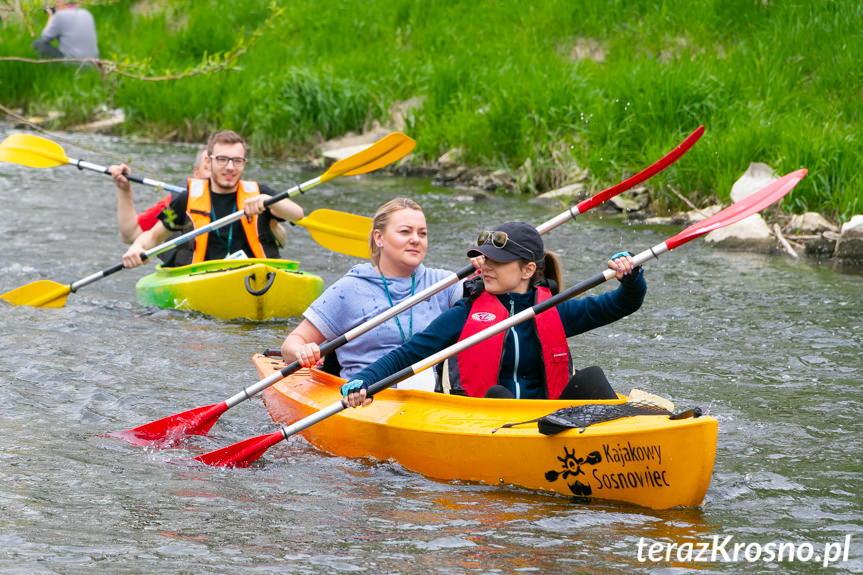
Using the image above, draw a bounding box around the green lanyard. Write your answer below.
[211,200,237,254]
[379,271,415,343]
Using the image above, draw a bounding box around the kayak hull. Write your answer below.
[256,354,718,509]
[135,259,324,320]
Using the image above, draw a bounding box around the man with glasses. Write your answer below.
[109,148,288,252]
[122,130,302,268]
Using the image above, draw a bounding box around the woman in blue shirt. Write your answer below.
[281,198,465,389]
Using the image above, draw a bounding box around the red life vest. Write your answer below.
[186,178,267,263]
[137,194,170,231]
[456,287,571,399]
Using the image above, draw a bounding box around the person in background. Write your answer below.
[340,221,647,407]
[280,198,470,390]
[121,130,301,268]
[111,149,288,248]
[32,1,99,60]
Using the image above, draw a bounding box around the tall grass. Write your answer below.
[1,0,860,222]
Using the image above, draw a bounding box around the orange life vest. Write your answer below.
[455,287,571,399]
[186,178,267,263]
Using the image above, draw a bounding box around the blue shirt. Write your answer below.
[303,263,462,379]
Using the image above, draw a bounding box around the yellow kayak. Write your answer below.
[256,354,717,509]
[136,258,324,321]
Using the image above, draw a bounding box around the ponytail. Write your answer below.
[530,250,563,293]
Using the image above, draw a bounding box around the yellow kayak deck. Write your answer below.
[136,258,324,320]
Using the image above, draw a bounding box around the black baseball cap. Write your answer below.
[467,221,544,263]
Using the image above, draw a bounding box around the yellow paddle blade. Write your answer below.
[0,133,69,168]
[320,132,416,183]
[295,209,372,258]
[0,280,71,308]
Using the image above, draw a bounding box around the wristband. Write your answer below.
[340,379,367,397]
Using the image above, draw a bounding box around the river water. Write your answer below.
[1,127,861,574]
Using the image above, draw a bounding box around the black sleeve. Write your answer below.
[158,190,192,231]
[259,183,285,222]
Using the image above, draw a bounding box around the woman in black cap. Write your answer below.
[340,221,646,406]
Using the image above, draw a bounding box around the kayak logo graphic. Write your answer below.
[471,312,496,322]
[545,447,601,497]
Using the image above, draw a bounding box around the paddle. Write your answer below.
[1,133,415,308]
[291,208,371,259]
[192,168,807,468]
[0,133,186,194]
[107,125,704,446]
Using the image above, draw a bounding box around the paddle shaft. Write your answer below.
[67,177,321,293]
[255,249,652,451]
[68,157,187,194]
[224,265,470,407]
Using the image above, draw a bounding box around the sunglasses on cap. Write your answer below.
[476,230,536,261]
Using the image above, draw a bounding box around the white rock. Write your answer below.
[437,148,464,166]
[833,215,863,260]
[684,204,723,223]
[704,213,776,252]
[321,143,375,165]
[786,212,839,234]
[730,163,776,203]
[840,215,863,234]
[532,183,585,204]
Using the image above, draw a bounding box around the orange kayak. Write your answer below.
[256,354,717,509]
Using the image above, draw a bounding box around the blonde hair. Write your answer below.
[369,198,424,267]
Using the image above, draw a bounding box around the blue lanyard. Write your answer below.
[379,271,415,343]
[211,200,237,253]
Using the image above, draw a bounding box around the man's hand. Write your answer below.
[108,164,132,194]
[243,194,268,222]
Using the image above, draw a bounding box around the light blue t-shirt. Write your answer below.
[303,263,462,379]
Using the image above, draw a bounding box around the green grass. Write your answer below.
[1,0,860,222]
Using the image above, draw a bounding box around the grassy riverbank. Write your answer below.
[1,0,860,222]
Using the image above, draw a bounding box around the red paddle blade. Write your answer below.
[192,430,285,468]
[666,169,808,251]
[105,402,229,446]
[575,125,705,214]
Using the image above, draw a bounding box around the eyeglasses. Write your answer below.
[476,230,535,261]
[209,154,247,168]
